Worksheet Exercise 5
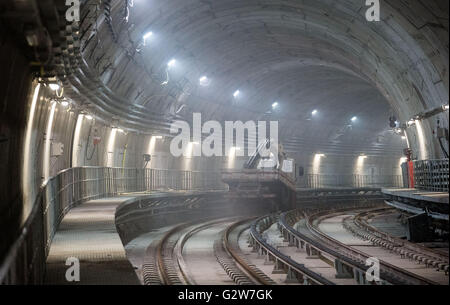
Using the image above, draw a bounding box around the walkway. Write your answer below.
[45,197,140,285]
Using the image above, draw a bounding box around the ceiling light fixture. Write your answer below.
[351,116,358,122]
[49,83,60,91]
[312,109,318,115]
[199,76,210,86]
[272,102,279,109]
[167,59,176,68]
[233,90,240,98]
[143,31,153,45]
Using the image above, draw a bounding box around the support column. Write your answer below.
[285,268,302,283]
[335,259,354,279]
[272,259,286,274]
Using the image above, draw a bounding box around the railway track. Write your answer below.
[143,216,323,286]
[156,222,190,285]
[306,208,443,285]
[141,206,447,286]
[220,218,277,285]
[344,208,449,275]
[279,209,377,285]
[249,214,335,285]
[144,217,273,285]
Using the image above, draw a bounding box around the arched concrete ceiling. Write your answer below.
[65,0,448,155]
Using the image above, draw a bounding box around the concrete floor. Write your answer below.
[183,222,235,285]
[318,215,371,246]
[45,197,140,285]
[369,212,407,238]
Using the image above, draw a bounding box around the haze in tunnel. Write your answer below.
[0,0,448,287]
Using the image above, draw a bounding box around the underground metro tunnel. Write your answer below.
[0,0,449,293]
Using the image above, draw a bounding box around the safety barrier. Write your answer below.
[413,159,449,192]
[249,215,334,285]
[0,167,225,284]
[298,174,403,189]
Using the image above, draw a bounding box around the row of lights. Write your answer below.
[142,32,216,90]
[316,154,408,164]
[140,32,260,107]
[315,153,368,158]
[48,83,73,109]
[312,109,358,123]
[141,33,365,121]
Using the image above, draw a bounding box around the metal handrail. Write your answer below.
[297,174,403,189]
[0,167,226,284]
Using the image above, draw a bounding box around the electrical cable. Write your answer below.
[85,123,97,161]
[438,137,449,158]
[436,119,449,158]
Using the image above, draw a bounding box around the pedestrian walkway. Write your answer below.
[45,197,140,285]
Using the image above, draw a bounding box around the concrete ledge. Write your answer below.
[382,188,449,205]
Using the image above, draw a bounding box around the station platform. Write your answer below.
[382,188,449,220]
[44,197,140,285]
[382,188,449,205]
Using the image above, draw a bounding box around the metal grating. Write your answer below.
[413,159,449,192]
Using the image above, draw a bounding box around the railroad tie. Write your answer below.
[214,237,254,285]
[142,242,162,285]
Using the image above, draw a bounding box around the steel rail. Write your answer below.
[351,208,449,273]
[174,218,241,285]
[156,222,190,285]
[223,218,276,285]
[306,209,440,285]
[279,209,383,284]
[155,218,240,285]
[250,215,335,285]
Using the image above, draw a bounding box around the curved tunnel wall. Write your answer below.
[0,27,33,261]
[0,0,448,272]
[1,74,407,263]
[75,0,448,161]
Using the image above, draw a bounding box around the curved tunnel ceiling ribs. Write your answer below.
[53,0,447,155]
